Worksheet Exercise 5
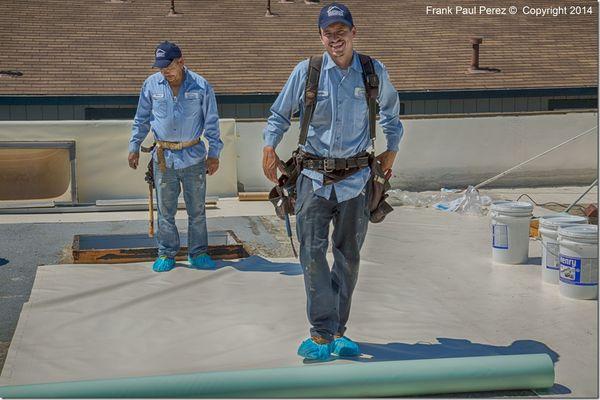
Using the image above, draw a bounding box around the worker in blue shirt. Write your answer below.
[263,3,403,361]
[129,41,223,273]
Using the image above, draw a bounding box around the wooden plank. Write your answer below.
[72,230,248,264]
[95,196,218,207]
[238,192,269,201]
[72,235,81,263]
[0,200,55,209]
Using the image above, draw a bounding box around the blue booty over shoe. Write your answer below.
[332,336,360,357]
[188,253,216,269]
[153,256,175,272]
[297,338,332,361]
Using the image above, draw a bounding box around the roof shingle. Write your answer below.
[0,0,597,95]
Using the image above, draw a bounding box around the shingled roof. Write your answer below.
[0,0,597,95]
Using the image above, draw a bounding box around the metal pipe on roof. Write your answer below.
[167,0,180,16]
[470,37,483,71]
[266,0,275,17]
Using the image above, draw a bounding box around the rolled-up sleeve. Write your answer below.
[202,83,223,159]
[263,61,307,149]
[375,61,403,152]
[129,80,152,153]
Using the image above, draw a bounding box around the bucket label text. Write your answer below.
[560,254,598,286]
[492,224,508,249]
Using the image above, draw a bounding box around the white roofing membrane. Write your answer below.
[0,207,596,396]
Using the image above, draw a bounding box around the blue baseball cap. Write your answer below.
[153,41,182,68]
[318,3,354,30]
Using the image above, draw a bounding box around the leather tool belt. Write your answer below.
[142,138,202,173]
[301,151,371,184]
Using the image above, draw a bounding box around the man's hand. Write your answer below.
[128,152,139,169]
[262,146,280,184]
[376,150,397,173]
[206,157,219,176]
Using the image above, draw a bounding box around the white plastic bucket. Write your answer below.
[539,214,588,284]
[558,225,598,300]
[490,201,534,264]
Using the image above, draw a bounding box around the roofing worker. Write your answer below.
[128,41,223,272]
[262,3,403,360]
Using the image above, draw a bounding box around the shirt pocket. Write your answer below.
[311,90,332,129]
[352,87,368,129]
[151,93,168,119]
[183,91,203,119]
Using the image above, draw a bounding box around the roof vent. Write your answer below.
[468,37,500,74]
[265,0,277,17]
[167,0,181,16]
[0,70,23,78]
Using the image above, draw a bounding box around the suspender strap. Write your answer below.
[358,53,379,143]
[298,55,323,146]
[299,54,379,146]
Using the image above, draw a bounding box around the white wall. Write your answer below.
[236,112,598,191]
[0,120,238,203]
[0,112,596,203]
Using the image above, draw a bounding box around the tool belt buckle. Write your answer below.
[323,158,335,173]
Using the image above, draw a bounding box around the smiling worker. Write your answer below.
[262,3,404,360]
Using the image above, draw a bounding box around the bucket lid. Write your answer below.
[540,214,588,230]
[558,224,598,240]
[491,201,533,215]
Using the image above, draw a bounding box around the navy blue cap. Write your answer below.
[153,41,182,68]
[318,3,353,30]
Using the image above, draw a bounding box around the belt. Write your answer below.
[302,155,370,173]
[142,138,201,172]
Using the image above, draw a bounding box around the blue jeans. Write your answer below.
[154,160,208,258]
[295,174,370,341]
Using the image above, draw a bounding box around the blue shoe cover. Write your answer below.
[297,338,332,361]
[188,253,216,269]
[152,256,175,272]
[332,336,360,357]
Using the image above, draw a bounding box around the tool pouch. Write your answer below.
[144,159,155,188]
[269,185,295,220]
[268,151,303,220]
[368,154,393,223]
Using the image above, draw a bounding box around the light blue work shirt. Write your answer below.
[263,51,403,202]
[129,67,223,170]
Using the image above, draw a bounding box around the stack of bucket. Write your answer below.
[556,224,598,300]
[539,215,587,284]
[490,201,598,300]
